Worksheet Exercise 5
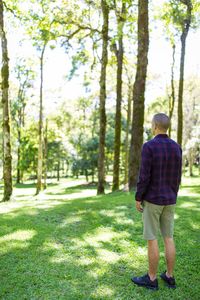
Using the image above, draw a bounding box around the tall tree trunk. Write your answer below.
[189,148,193,177]
[43,118,48,190]
[92,168,95,182]
[36,43,46,195]
[124,78,132,186]
[85,169,88,182]
[97,0,109,195]
[169,44,176,138]
[112,3,125,192]
[128,0,149,191]
[0,0,12,202]
[16,126,21,184]
[16,84,27,184]
[177,0,192,147]
[57,160,60,181]
[199,149,200,176]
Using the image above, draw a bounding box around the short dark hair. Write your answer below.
[152,113,170,131]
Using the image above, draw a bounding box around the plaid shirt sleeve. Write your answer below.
[135,143,152,201]
[177,147,182,188]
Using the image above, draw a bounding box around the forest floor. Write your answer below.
[0,175,199,300]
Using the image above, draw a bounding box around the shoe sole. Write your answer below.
[160,275,176,289]
[131,279,159,290]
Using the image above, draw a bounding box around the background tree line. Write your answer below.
[0,0,200,201]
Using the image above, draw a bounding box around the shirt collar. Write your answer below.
[154,134,169,139]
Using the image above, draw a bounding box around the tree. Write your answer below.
[36,40,47,195]
[128,0,149,190]
[0,0,12,201]
[168,44,176,138]
[177,0,192,147]
[11,61,34,183]
[112,1,126,191]
[123,66,133,187]
[22,1,57,194]
[160,0,193,146]
[97,0,110,194]
[43,118,48,189]
[182,77,200,174]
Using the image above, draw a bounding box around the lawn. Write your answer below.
[0,176,199,300]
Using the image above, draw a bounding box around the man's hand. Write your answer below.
[136,200,143,213]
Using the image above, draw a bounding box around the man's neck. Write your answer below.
[155,131,167,136]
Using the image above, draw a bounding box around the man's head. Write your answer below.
[152,113,170,136]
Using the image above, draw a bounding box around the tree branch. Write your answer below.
[54,18,101,35]
[3,1,20,19]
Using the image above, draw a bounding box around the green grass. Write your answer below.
[0,176,199,300]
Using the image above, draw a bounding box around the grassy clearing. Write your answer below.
[0,176,199,299]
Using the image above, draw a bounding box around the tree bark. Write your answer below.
[169,44,176,138]
[36,43,46,195]
[124,76,132,186]
[43,118,48,189]
[112,3,125,192]
[177,0,192,147]
[199,150,200,176]
[189,148,193,177]
[128,0,149,191]
[16,69,29,183]
[57,160,60,181]
[97,0,109,195]
[0,0,12,201]
[16,126,21,184]
[16,89,23,184]
[85,169,88,182]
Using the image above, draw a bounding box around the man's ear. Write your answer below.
[154,123,158,130]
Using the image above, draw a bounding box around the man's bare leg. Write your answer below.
[164,237,176,277]
[148,239,159,281]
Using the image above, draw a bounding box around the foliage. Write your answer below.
[1,0,199,182]
[13,123,38,179]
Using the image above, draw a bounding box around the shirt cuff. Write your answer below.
[135,192,142,202]
[135,198,142,202]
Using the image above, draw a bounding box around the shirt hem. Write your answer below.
[143,199,176,206]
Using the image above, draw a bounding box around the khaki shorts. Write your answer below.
[142,200,175,240]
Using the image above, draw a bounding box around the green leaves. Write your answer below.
[68,48,90,80]
[159,0,197,35]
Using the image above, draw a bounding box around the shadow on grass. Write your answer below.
[0,181,199,299]
[46,182,111,196]
[14,182,59,189]
[0,192,142,299]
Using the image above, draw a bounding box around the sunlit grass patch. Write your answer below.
[91,284,114,298]
[0,230,36,255]
[0,229,35,242]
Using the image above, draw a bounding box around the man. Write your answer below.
[131,113,182,291]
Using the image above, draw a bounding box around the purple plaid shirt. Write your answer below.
[135,134,182,205]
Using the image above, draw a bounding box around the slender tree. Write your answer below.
[43,118,48,189]
[0,0,12,201]
[128,0,149,190]
[177,0,192,147]
[97,0,109,194]
[112,1,126,192]
[169,44,176,138]
[124,67,132,187]
[11,63,34,183]
[36,41,47,195]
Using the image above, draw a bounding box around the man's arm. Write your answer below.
[135,142,152,203]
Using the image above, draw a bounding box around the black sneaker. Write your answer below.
[160,271,176,289]
[131,273,158,290]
